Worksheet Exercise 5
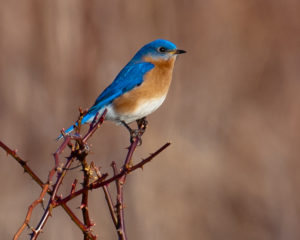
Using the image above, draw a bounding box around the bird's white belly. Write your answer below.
[105,95,167,123]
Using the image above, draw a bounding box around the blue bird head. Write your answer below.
[132,39,186,62]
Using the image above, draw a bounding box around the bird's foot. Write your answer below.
[129,129,144,145]
[132,117,148,145]
[122,118,148,145]
[136,117,148,131]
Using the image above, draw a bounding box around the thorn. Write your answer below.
[125,163,132,170]
[71,179,78,194]
[41,201,46,210]
[26,223,32,229]
[56,166,63,173]
[119,180,125,186]
[90,221,96,227]
[118,203,125,210]
[79,203,87,209]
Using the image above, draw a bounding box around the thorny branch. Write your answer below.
[13,184,49,240]
[92,162,118,227]
[0,109,171,240]
[80,153,94,240]
[0,138,95,239]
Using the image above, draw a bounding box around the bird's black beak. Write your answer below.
[175,49,186,54]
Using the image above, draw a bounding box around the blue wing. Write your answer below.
[86,61,155,117]
[57,61,154,140]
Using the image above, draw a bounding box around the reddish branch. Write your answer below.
[13,184,49,240]
[0,141,44,188]
[0,140,95,240]
[57,142,170,206]
[61,202,95,237]
[92,162,118,227]
[80,155,94,239]
[30,111,107,240]
[0,109,171,240]
[30,155,76,240]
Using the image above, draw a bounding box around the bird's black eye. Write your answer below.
[158,47,167,53]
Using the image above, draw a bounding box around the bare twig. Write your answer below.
[30,110,107,239]
[0,141,44,188]
[112,162,126,240]
[30,155,75,240]
[61,203,96,240]
[92,162,118,227]
[80,156,94,239]
[53,136,71,167]
[0,140,94,239]
[113,118,148,240]
[13,184,49,240]
[58,142,171,204]
[1,109,171,240]
[82,109,107,143]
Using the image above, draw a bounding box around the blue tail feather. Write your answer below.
[56,124,76,141]
[56,111,98,141]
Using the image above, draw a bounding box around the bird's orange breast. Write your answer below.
[112,57,176,114]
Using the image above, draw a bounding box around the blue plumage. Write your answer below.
[57,39,185,140]
[132,39,177,61]
[57,62,154,140]
[91,62,155,112]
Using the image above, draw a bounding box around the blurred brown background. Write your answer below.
[1,0,300,239]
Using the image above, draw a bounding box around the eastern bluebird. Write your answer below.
[58,39,185,140]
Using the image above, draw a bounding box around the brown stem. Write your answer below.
[113,135,142,240]
[13,184,49,240]
[53,136,71,167]
[82,109,107,143]
[112,162,126,240]
[92,162,118,227]
[0,141,69,239]
[1,110,108,240]
[61,203,96,240]
[58,142,171,204]
[1,108,171,240]
[0,141,44,189]
[81,157,93,239]
[30,154,75,240]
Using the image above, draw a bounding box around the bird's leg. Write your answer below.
[136,117,148,133]
[134,117,148,145]
[121,121,134,134]
[121,121,140,144]
[121,118,148,145]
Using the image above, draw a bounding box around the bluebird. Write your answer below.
[58,39,185,140]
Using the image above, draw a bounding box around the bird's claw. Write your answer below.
[122,117,148,146]
[136,117,148,130]
[130,129,143,145]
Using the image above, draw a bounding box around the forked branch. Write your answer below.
[0,110,170,240]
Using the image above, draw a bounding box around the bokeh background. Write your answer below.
[1,0,300,239]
